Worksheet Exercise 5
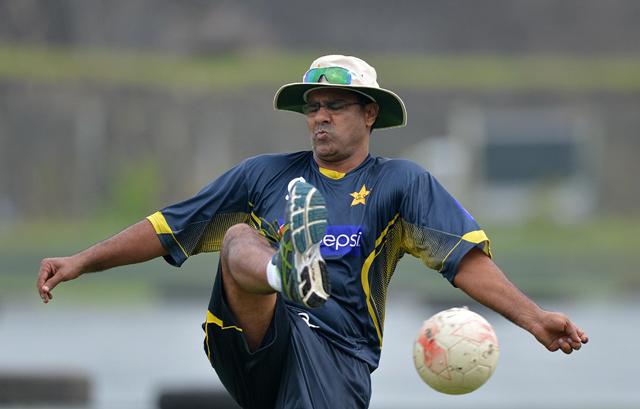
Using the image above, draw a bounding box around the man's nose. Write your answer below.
[313,105,332,122]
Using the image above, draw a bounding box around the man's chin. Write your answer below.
[313,148,341,163]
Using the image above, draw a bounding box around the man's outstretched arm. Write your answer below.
[454,248,589,354]
[37,219,167,303]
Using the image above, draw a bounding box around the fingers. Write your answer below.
[37,259,55,303]
[546,340,560,352]
[556,320,588,354]
[37,256,85,303]
[43,272,65,297]
[547,337,578,353]
[557,337,574,354]
[37,258,64,303]
[539,312,589,354]
[566,321,581,343]
[576,327,589,344]
[40,278,61,303]
[565,319,589,348]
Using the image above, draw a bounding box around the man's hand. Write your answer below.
[37,256,84,303]
[455,248,589,355]
[36,219,167,304]
[529,310,589,354]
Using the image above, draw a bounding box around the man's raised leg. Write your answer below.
[220,223,277,351]
[218,179,330,350]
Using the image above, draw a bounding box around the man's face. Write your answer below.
[305,88,378,164]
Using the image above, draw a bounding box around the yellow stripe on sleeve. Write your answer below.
[147,211,173,234]
[146,211,190,259]
[461,229,492,257]
[461,229,488,244]
[438,229,492,272]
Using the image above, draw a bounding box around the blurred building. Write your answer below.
[405,105,602,223]
[1,0,639,222]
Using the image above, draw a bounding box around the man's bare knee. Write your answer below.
[221,223,255,281]
[220,223,274,294]
[222,224,260,264]
[221,223,256,250]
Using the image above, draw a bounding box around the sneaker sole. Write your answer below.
[289,184,327,253]
[287,182,330,306]
[296,244,330,308]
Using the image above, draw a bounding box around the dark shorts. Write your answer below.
[202,266,371,409]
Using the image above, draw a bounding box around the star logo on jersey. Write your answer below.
[350,185,370,206]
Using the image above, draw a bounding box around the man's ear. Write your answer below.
[364,103,379,129]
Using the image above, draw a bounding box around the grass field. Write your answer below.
[2,44,640,92]
[2,216,638,305]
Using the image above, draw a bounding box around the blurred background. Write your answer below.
[1,1,639,408]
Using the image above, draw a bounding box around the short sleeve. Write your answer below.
[147,161,251,267]
[400,170,491,285]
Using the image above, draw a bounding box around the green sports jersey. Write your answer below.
[147,151,490,370]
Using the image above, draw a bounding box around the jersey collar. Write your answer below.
[312,153,373,180]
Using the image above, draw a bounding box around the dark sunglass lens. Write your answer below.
[302,103,320,114]
[326,101,348,111]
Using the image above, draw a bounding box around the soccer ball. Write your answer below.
[413,307,499,395]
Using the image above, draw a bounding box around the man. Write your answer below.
[37,55,588,409]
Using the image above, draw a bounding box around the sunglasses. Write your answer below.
[303,67,353,85]
[301,100,363,115]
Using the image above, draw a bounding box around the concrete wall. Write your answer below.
[2,0,640,54]
[2,80,638,220]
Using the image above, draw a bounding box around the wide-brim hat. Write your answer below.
[274,55,407,130]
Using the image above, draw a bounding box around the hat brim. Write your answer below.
[273,83,407,130]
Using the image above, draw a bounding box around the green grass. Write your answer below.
[2,43,640,92]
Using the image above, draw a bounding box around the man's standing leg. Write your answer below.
[205,224,291,409]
